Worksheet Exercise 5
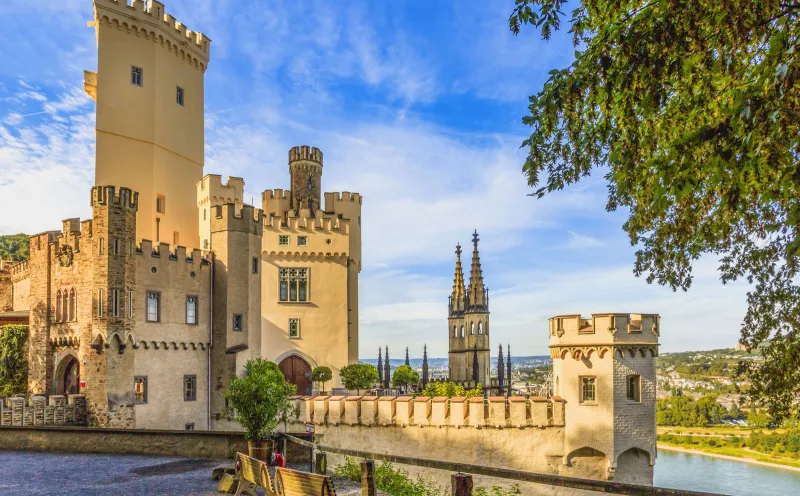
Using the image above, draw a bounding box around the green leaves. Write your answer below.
[512,1,800,421]
[225,358,296,442]
[339,363,379,394]
[0,325,28,396]
[391,365,420,391]
[0,234,29,262]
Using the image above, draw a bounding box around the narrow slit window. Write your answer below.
[112,289,120,318]
[146,292,159,322]
[97,289,104,317]
[131,66,143,86]
[134,376,147,403]
[232,314,243,331]
[184,375,196,401]
[186,296,197,325]
[176,86,184,106]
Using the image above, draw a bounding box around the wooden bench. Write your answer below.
[275,466,337,496]
[234,452,276,496]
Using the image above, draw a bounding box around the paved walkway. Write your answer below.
[0,451,223,495]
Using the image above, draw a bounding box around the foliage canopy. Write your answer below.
[339,363,379,394]
[0,234,29,262]
[391,365,420,391]
[0,325,28,396]
[510,0,800,421]
[311,366,333,392]
[225,358,296,442]
[420,381,483,399]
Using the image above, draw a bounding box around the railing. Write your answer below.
[283,434,726,496]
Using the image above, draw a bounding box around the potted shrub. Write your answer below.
[225,358,296,461]
[311,366,333,394]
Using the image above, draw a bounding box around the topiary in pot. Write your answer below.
[225,358,296,461]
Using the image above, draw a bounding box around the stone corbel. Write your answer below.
[607,316,617,335]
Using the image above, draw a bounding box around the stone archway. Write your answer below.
[278,355,312,395]
[55,354,80,395]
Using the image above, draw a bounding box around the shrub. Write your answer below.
[420,381,483,399]
[225,359,296,442]
[339,363,379,394]
[334,457,442,496]
[311,366,332,392]
[0,325,28,396]
[392,365,420,393]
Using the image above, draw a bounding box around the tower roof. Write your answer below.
[451,243,466,299]
[466,230,488,310]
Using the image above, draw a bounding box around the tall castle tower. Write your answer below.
[87,0,211,249]
[549,313,659,482]
[260,146,362,392]
[448,231,490,386]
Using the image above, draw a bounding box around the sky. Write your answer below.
[0,0,752,359]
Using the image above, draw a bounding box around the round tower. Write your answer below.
[288,146,323,212]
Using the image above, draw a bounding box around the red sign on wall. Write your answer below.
[79,380,86,389]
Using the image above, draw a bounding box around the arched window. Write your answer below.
[55,290,62,322]
[69,288,77,321]
[471,323,475,335]
[62,291,68,322]
[478,322,483,335]
[460,326,465,338]
[453,326,457,338]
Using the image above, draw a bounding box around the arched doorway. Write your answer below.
[278,355,312,395]
[55,355,80,395]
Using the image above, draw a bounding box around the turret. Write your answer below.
[289,146,323,212]
[549,312,659,481]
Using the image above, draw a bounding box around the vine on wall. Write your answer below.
[0,325,28,396]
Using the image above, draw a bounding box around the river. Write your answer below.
[654,450,800,495]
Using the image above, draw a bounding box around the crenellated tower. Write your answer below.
[88,0,212,249]
[447,231,490,386]
[289,146,324,212]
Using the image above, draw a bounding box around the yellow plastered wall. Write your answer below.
[92,0,209,249]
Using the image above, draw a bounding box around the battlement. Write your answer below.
[261,188,293,202]
[324,191,363,206]
[197,175,244,205]
[93,0,211,67]
[135,240,208,265]
[8,261,29,282]
[263,209,350,235]
[289,145,323,165]
[91,185,139,211]
[287,394,565,429]
[210,203,263,235]
[549,313,660,359]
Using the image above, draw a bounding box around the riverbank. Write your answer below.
[657,443,800,472]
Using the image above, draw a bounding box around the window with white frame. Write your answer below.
[288,318,300,338]
[134,376,147,403]
[580,377,597,403]
[146,292,159,322]
[186,296,198,325]
[131,66,143,86]
[278,267,309,302]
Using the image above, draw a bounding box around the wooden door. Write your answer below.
[278,355,312,395]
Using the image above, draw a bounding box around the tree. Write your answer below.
[0,234,29,262]
[339,363,379,394]
[509,1,800,422]
[225,359,296,442]
[311,366,332,392]
[420,381,483,399]
[391,365,420,393]
[0,325,28,396]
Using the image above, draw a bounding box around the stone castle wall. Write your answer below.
[0,395,87,427]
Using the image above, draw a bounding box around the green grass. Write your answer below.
[658,441,800,470]
[658,426,789,437]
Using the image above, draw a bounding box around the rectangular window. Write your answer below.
[176,86,184,106]
[173,231,179,246]
[252,257,258,274]
[112,289,120,318]
[279,235,289,246]
[627,375,641,402]
[134,376,147,404]
[97,289,104,317]
[131,66,143,86]
[186,296,197,325]
[580,377,596,403]
[128,291,133,318]
[297,236,308,246]
[156,195,166,214]
[288,318,300,339]
[99,238,105,255]
[113,238,119,255]
[278,268,309,302]
[185,423,195,431]
[146,292,160,322]
[184,375,196,401]
[203,209,207,221]
[232,314,243,331]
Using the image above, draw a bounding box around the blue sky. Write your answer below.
[0,0,750,358]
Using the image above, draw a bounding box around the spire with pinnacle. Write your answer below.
[497,344,505,395]
[472,343,479,384]
[449,243,467,317]
[405,347,410,367]
[422,344,429,388]
[507,344,512,397]
[384,346,391,389]
[466,230,488,311]
[377,347,384,384]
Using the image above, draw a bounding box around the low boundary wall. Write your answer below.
[0,426,246,459]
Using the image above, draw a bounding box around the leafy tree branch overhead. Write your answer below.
[509,0,799,420]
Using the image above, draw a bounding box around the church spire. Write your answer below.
[450,243,466,317]
[467,230,487,310]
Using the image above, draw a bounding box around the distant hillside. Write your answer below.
[360,355,551,369]
[0,234,29,262]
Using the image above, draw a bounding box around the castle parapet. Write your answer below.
[289,145,323,165]
[93,0,211,65]
[290,394,565,430]
[210,203,263,235]
[136,240,208,266]
[549,313,660,358]
[91,185,139,211]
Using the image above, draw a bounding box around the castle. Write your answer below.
[0,0,360,430]
[0,0,660,486]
